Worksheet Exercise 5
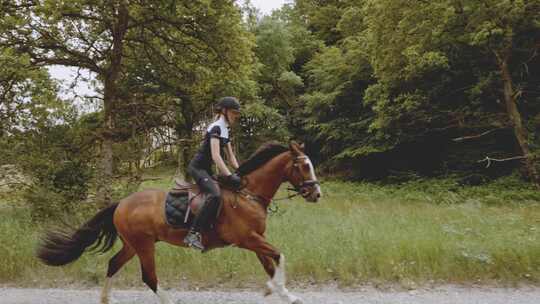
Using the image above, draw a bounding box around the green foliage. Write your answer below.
[277,4,325,73]
[0,207,39,282]
[255,16,295,81]
[1,178,539,286]
[23,183,74,221]
[294,0,346,44]
[281,0,540,180]
[237,102,290,158]
[300,40,373,164]
[4,109,96,220]
[1,0,260,201]
[0,43,94,219]
[0,48,61,137]
[17,127,94,220]
[2,0,540,203]
[252,14,304,114]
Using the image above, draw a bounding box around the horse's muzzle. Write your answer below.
[302,183,321,203]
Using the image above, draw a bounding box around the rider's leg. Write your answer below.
[183,167,221,250]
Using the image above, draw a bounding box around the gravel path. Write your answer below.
[1,286,539,304]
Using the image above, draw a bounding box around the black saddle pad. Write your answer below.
[164,192,192,228]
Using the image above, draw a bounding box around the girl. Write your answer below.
[183,97,242,250]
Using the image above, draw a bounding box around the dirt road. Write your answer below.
[1,286,539,304]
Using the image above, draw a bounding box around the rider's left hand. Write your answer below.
[226,173,242,190]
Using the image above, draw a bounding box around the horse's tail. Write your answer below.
[36,202,119,266]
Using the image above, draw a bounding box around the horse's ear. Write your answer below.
[299,143,305,151]
[289,141,302,155]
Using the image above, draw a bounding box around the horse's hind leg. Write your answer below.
[135,240,174,304]
[101,241,135,304]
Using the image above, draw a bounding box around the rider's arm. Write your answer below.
[225,142,239,170]
[210,137,232,176]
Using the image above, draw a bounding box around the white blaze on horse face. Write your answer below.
[306,158,316,181]
[306,157,322,198]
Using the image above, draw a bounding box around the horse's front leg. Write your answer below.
[241,233,303,304]
[255,253,275,296]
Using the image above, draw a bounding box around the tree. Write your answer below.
[458,0,540,185]
[120,1,257,177]
[254,16,301,111]
[278,0,539,182]
[0,48,60,139]
[361,0,540,184]
[301,40,374,166]
[294,0,348,45]
[1,0,258,204]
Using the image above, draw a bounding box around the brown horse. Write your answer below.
[36,141,321,304]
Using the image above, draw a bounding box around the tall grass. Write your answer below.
[1,173,539,288]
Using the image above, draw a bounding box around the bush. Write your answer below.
[23,183,74,221]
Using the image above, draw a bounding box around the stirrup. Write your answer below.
[183,231,204,251]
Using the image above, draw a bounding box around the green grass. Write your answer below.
[1,172,539,288]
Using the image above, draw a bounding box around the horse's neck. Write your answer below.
[244,152,290,205]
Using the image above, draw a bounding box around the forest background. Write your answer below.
[0,0,539,287]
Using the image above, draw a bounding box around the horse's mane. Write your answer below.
[236,142,289,176]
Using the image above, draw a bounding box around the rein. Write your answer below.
[237,188,271,206]
[267,188,301,214]
[236,188,298,215]
[273,188,301,201]
[234,154,320,214]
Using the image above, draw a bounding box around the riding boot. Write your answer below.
[183,214,206,250]
[183,197,218,251]
[183,228,204,251]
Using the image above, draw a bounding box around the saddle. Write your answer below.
[164,178,220,228]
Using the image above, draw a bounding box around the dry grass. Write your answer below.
[1,174,539,288]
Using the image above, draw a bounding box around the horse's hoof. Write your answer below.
[263,281,274,297]
[292,299,304,304]
[101,297,119,304]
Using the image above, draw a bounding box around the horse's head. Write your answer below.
[286,141,322,203]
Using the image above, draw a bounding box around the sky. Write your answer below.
[48,0,290,105]
[250,0,289,14]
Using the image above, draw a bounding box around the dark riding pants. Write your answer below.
[187,164,221,232]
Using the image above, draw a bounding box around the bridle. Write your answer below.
[288,155,320,199]
[235,153,320,211]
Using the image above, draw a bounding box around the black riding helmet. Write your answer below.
[216,96,241,112]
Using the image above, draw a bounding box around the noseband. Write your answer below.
[289,155,320,197]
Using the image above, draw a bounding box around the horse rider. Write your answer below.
[183,96,243,251]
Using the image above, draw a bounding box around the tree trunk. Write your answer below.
[497,53,539,187]
[96,133,114,206]
[96,2,129,206]
[175,96,195,181]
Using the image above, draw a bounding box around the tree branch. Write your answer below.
[452,128,505,142]
[478,155,527,168]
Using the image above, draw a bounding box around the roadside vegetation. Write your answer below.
[1,0,539,290]
[1,168,538,288]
